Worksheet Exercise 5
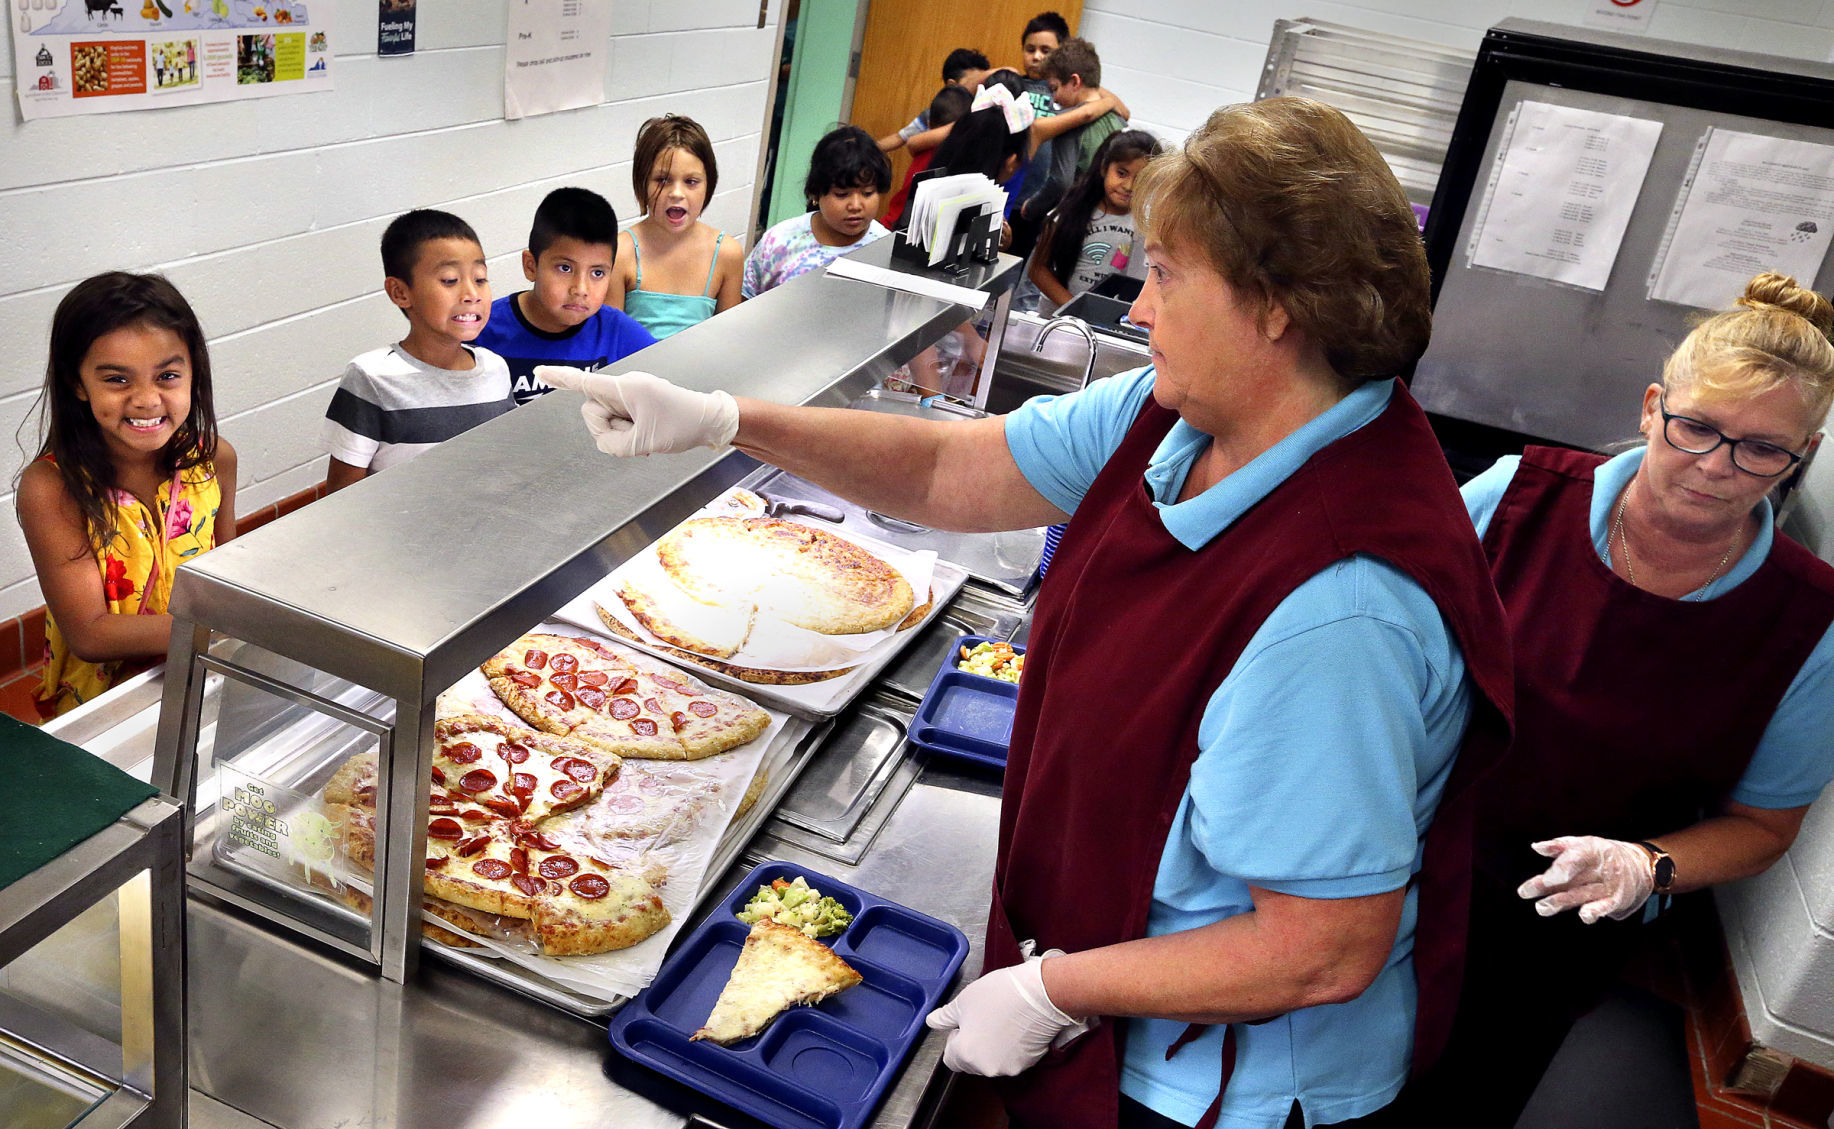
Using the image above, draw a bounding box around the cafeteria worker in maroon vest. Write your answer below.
[535,97,1512,1129]
[1405,273,1834,1127]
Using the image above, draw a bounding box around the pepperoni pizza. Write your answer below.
[481,633,770,760]
[430,714,618,823]
[326,715,674,957]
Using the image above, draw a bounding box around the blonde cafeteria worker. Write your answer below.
[539,99,1514,1129]
[1398,273,1834,1127]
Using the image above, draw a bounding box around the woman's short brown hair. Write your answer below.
[631,114,719,216]
[1133,97,1431,382]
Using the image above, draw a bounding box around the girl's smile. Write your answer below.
[75,322,193,462]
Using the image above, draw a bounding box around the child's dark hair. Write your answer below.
[929,84,972,130]
[942,48,990,83]
[1040,129,1163,286]
[380,208,481,282]
[932,105,1029,182]
[529,186,619,258]
[983,67,1025,98]
[1041,35,1100,88]
[31,272,218,550]
[804,125,892,205]
[631,115,719,217]
[1023,11,1069,44]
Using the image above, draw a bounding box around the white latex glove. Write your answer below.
[1516,836,1656,924]
[534,366,739,457]
[924,946,1094,1076]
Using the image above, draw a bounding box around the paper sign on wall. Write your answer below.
[1468,100,1664,292]
[11,0,333,121]
[1585,0,1658,33]
[503,0,612,120]
[1648,129,1834,310]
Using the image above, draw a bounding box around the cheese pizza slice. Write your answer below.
[615,576,755,659]
[691,918,863,1045]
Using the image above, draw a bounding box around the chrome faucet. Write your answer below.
[1031,316,1099,391]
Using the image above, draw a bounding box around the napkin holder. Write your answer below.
[892,167,1002,273]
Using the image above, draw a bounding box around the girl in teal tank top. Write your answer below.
[613,115,743,339]
[625,232,723,339]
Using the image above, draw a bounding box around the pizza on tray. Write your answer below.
[692,918,863,1044]
[325,715,674,957]
[482,633,770,760]
[598,515,943,684]
[656,517,915,635]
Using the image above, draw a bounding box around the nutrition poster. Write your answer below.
[10,0,333,121]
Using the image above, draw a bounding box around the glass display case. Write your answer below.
[0,796,185,1129]
[150,244,1024,1002]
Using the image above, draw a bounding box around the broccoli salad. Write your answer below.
[736,876,853,938]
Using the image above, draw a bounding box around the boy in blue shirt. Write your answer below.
[475,186,657,406]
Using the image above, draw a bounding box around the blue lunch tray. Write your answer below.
[907,635,1023,771]
[608,859,969,1129]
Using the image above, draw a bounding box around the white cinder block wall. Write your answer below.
[0,0,781,622]
[1081,0,1834,143]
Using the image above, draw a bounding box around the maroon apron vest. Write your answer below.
[1477,447,1834,887]
[988,384,1514,1129]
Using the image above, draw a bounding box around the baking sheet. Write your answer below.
[555,489,936,672]
[550,488,970,720]
[394,623,795,1001]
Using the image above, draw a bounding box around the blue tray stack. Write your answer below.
[907,635,1024,771]
[609,860,969,1129]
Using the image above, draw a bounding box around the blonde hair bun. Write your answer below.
[1736,271,1834,335]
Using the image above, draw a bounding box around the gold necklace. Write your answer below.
[1611,488,1740,598]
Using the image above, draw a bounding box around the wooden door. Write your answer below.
[850,1,1083,188]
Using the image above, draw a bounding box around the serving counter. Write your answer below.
[52,241,1035,1128]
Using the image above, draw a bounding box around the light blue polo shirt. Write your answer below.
[1464,450,1834,809]
[1005,367,1476,1129]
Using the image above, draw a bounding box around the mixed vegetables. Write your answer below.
[957,641,1024,683]
[737,876,853,938]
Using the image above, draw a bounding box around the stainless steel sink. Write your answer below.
[985,311,1151,414]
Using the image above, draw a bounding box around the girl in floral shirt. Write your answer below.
[16,272,237,719]
[743,125,893,298]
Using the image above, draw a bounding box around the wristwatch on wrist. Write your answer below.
[1636,840,1677,894]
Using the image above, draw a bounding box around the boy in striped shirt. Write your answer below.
[321,209,515,491]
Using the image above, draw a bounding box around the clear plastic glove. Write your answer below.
[923,946,1094,1076]
[534,366,739,457]
[1516,836,1655,924]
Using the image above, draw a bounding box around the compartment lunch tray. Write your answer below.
[609,860,968,1129]
[906,635,1022,771]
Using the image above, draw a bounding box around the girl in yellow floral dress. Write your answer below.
[16,273,238,719]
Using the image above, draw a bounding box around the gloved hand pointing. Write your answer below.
[1516,836,1656,924]
[534,366,739,458]
[924,947,1094,1076]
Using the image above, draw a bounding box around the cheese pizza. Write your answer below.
[691,918,863,1044]
[655,517,915,635]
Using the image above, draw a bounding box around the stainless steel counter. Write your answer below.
[51,666,1002,1129]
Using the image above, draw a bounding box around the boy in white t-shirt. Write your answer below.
[321,209,515,491]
